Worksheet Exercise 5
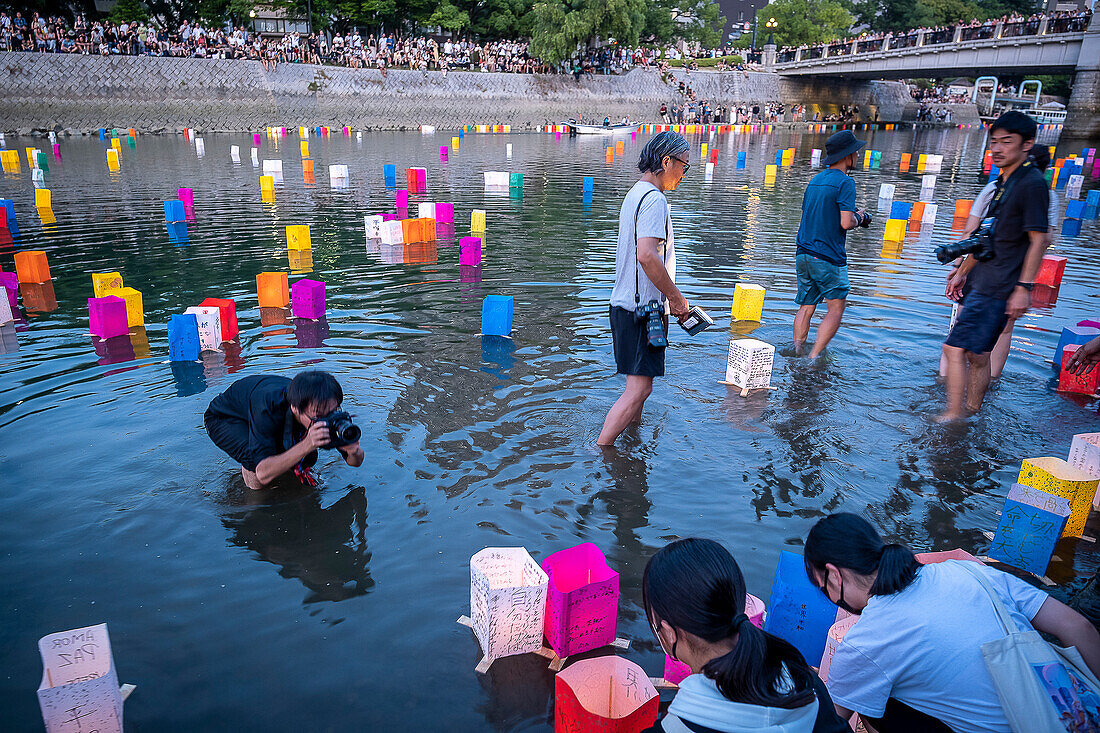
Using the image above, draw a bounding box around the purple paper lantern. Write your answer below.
[436,202,455,224]
[291,279,326,320]
[396,190,409,208]
[459,236,482,266]
[178,187,194,208]
[0,271,18,311]
[88,296,130,339]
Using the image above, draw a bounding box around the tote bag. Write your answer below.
[961,562,1100,733]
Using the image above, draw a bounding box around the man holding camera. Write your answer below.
[793,130,872,358]
[939,111,1049,421]
[205,370,364,490]
[598,131,692,447]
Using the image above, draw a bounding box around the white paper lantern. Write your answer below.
[922,203,938,223]
[230,145,240,162]
[380,220,404,245]
[470,547,549,670]
[262,159,283,183]
[418,202,437,220]
[250,147,259,166]
[878,183,895,199]
[329,164,349,188]
[364,215,383,241]
[38,624,124,733]
[195,137,205,157]
[184,306,222,351]
[725,338,775,389]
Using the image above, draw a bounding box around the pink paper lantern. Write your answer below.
[436,202,455,224]
[178,187,194,208]
[542,542,618,658]
[416,168,427,189]
[52,143,61,159]
[664,593,766,685]
[88,296,129,339]
[459,236,482,267]
[253,133,262,146]
[440,146,449,161]
[397,190,409,208]
[291,279,326,320]
[0,271,18,311]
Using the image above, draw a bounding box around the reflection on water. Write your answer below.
[0,128,1098,730]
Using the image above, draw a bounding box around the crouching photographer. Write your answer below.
[205,370,364,490]
[598,131,712,447]
[937,111,1049,422]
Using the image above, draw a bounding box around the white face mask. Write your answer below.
[651,617,677,661]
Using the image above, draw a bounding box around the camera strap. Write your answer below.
[633,186,670,305]
[987,160,1031,222]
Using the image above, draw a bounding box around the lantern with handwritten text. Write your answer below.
[554,656,658,733]
[542,543,619,658]
[469,547,549,671]
[663,593,766,684]
[38,623,124,733]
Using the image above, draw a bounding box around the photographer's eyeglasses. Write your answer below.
[669,156,690,174]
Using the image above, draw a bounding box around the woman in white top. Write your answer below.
[941,146,1059,379]
[804,513,1100,733]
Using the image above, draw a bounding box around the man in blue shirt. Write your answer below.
[793,130,871,358]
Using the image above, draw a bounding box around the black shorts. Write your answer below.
[611,305,668,377]
[204,409,258,471]
[945,291,1008,354]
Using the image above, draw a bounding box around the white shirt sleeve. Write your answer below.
[971,181,997,219]
[826,641,894,717]
[636,192,669,243]
[974,562,1049,621]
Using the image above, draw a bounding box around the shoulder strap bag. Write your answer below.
[959,561,1100,733]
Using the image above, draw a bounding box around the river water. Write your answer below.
[1,127,1098,731]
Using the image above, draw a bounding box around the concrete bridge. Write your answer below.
[771,12,1100,141]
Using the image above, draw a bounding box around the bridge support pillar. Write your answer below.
[1065,12,1100,142]
[763,43,777,70]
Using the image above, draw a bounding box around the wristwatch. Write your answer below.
[1016,282,1034,291]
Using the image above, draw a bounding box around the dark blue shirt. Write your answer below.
[796,168,857,267]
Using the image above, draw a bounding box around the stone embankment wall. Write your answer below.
[0,52,931,134]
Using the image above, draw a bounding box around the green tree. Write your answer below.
[108,0,149,22]
[528,0,648,64]
[427,0,471,31]
[754,0,854,47]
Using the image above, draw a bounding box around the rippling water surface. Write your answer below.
[1,128,1098,731]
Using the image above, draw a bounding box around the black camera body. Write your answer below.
[634,299,668,349]
[857,211,872,228]
[935,220,996,265]
[320,410,361,449]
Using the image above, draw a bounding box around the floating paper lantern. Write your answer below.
[184,306,222,351]
[168,313,200,361]
[199,298,239,342]
[89,296,129,340]
[1036,255,1067,288]
[117,287,144,327]
[262,159,283,183]
[583,176,594,193]
[380,220,404,245]
[230,145,240,162]
[1068,434,1100,499]
[291,279,326,320]
[418,202,437,220]
[91,272,123,298]
[286,225,312,251]
[460,237,482,267]
[468,547,549,671]
[1017,457,1099,537]
[989,483,1070,576]
[383,163,396,186]
[554,656,658,733]
[883,219,906,242]
[737,152,747,169]
[435,203,455,224]
[724,338,774,390]
[818,614,859,682]
[1054,326,1100,367]
[1059,345,1100,395]
[764,550,837,667]
[34,189,51,209]
[900,152,911,172]
[329,164,349,187]
[481,295,513,337]
[14,251,50,284]
[364,215,383,241]
[472,209,486,232]
[37,624,124,733]
[878,183,895,200]
[731,283,765,321]
[257,272,290,308]
[165,200,185,223]
[542,542,619,658]
[401,219,423,244]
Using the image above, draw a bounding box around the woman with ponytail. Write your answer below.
[642,538,851,733]
[805,513,1100,733]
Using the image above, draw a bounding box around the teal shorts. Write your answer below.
[795,253,850,305]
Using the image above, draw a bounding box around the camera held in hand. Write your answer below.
[320,410,361,449]
[935,222,996,265]
[635,299,668,349]
[857,211,872,228]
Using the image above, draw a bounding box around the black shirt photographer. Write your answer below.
[966,164,1049,300]
[204,371,363,490]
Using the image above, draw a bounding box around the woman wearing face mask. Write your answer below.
[805,513,1100,733]
[642,538,851,733]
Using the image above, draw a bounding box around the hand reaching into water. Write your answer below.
[1066,336,1100,376]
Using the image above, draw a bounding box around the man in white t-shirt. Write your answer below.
[598,131,692,447]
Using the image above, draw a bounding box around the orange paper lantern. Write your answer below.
[257,272,290,308]
[13,250,51,283]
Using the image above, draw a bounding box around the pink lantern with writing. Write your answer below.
[818,614,858,682]
[542,542,618,659]
[554,656,658,733]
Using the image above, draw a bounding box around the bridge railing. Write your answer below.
[924,28,954,45]
[1000,19,1040,38]
[857,38,884,53]
[778,49,797,63]
[802,46,823,60]
[1047,15,1090,33]
[888,33,920,49]
[828,42,851,56]
[959,24,997,41]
